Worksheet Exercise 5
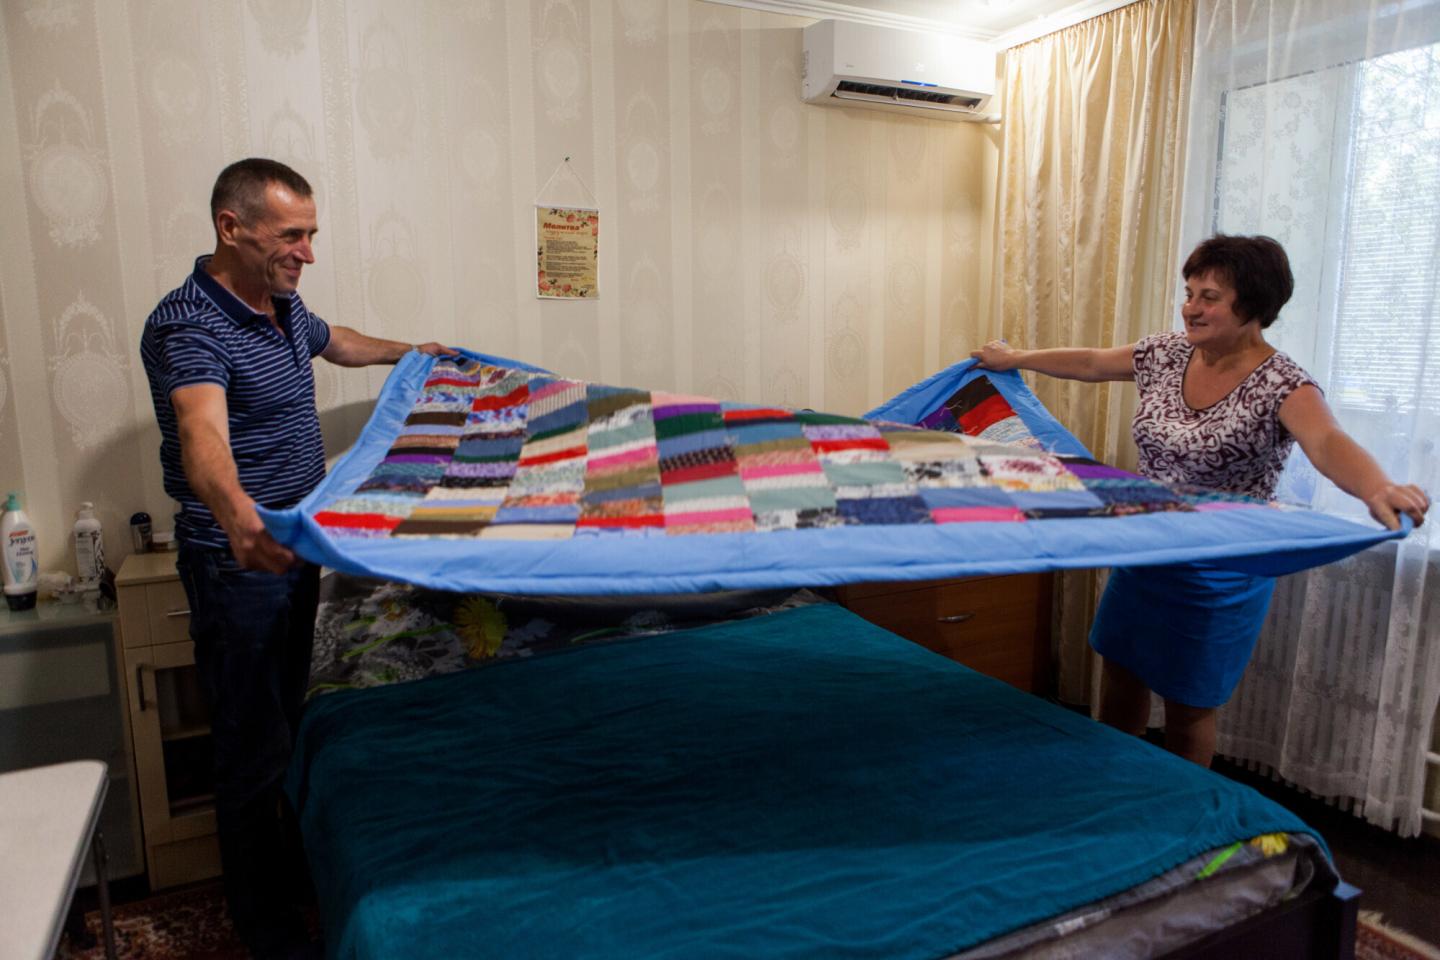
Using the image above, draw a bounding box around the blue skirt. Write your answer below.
[1088,564,1276,709]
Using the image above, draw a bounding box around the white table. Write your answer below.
[0,760,117,960]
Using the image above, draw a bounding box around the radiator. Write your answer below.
[1215,543,1440,837]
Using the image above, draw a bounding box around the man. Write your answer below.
[140,158,454,958]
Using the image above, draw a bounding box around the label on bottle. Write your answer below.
[5,528,37,586]
[75,530,104,583]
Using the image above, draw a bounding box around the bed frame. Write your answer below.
[1165,880,1358,960]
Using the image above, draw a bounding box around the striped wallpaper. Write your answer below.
[0,0,999,570]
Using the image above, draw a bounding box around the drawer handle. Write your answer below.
[937,612,976,624]
[165,608,191,618]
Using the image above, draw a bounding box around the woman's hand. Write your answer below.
[1362,483,1430,530]
[971,340,1025,371]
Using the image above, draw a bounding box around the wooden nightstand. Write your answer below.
[836,573,1054,695]
[115,553,221,890]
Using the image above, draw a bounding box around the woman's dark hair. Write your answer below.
[1181,234,1293,328]
[210,158,312,228]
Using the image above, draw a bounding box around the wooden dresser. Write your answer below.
[836,573,1054,696]
[115,553,221,890]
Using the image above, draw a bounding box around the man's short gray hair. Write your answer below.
[210,158,312,227]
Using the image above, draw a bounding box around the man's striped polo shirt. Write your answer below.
[140,255,332,551]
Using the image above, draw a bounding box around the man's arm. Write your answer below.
[171,384,297,573]
[971,340,1136,382]
[1279,384,1429,530]
[320,325,456,367]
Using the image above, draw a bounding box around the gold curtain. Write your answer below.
[995,0,1194,705]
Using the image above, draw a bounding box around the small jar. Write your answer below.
[130,512,153,553]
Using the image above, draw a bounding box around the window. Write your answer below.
[1330,43,1440,417]
[1210,39,1440,511]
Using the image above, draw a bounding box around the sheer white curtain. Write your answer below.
[1177,0,1440,835]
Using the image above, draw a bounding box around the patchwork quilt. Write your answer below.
[259,349,1404,594]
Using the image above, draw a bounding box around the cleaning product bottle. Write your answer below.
[2,492,39,611]
[74,501,105,585]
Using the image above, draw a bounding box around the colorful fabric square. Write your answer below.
[354,408,460,496]
[725,406,839,532]
[577,387,663,535]
[921,376,1012,433]
[1174,484,1270,512]
[1060,457,1192,515]
[919,487,1027,524]
[910,374,1044,450]
[978,416,1043,448]
[393,370,532,537]
[961,451,1106,517]
[488,378,588,538]
[653,393,753,535]
[979,454,1090,494]
[796,412,932,528]
[311,493,415,537]
[882,429,988,490]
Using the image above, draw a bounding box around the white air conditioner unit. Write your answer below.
[801,19,997,121]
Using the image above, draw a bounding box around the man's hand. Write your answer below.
[413,341,460,357]
[224,504,298,573]
[1362,483,1430,531]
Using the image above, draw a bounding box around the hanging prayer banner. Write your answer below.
[536,206,599,299]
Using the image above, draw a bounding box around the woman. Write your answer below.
[972,234,1429,766]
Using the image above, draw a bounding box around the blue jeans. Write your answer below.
[177,543,319,953]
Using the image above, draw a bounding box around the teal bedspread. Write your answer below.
[288,603,1324,960]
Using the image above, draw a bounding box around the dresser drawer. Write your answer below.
[145,579,192,647]
[122,578,192,648]
[838,574,1053,694]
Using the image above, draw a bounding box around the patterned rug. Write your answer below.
[56,882,247,960]
[1358,912,1440,960]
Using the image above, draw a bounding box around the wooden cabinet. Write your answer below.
[837,573,1054,695]
[115,553,221,890]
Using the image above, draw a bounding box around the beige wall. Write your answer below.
[0,0,997,573]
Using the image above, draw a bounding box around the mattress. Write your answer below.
[288,592,1332,960]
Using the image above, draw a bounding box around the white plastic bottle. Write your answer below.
[2,492,39,611]
[73,501,105,585]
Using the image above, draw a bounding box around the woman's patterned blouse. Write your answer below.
[1131,331,1320,500]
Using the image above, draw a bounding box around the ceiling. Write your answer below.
[704,0,1133,46]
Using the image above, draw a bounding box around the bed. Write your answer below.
[286,578,1358,960]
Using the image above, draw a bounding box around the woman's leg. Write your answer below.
[1099,659,1152,736]
[1163,700,1218,767]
